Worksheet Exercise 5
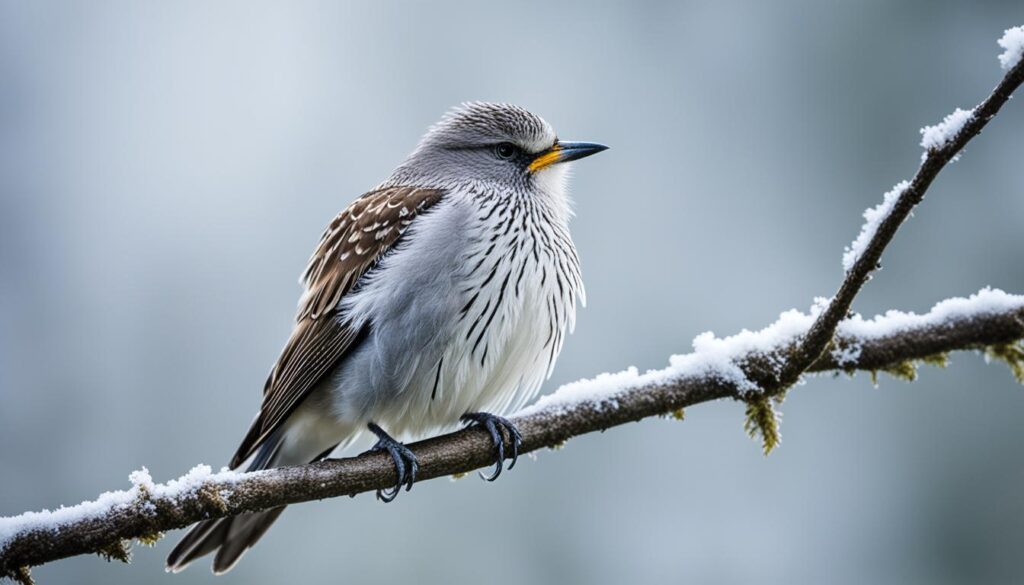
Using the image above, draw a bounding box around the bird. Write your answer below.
[165,102,607,574]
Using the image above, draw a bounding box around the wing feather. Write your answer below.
[229,186,445,468]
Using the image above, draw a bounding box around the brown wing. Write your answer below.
[230,186,445,468]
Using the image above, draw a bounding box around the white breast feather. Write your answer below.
[431,189,581,427]
[332,172,582,439]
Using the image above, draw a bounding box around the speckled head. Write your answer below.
[426,102,557,154]
[388,102,607,192]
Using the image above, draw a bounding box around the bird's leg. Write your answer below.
[366,422,418,502]
[460,412,523,482]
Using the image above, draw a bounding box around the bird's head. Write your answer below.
[391,102,607,195]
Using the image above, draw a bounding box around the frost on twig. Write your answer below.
[842,180,910,272]
[919,108,974,162]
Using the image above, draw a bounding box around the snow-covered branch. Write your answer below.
[771,27,1024,394]
[2,24,1023,585]
[2,291,1023,580]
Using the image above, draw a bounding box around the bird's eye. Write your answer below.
[495,142,517,159]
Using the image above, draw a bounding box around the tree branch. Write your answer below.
[3,26,1024,585]
[2,294,1022,579]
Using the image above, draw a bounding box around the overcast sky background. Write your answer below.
[2,2,1023,584]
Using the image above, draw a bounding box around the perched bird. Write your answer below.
[166,102,607,574]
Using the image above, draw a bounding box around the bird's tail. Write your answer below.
[166,506,286,575]
[165,425,339,575]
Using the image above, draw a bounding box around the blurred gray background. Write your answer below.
[2,2,1023,584]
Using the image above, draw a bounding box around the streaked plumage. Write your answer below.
[167,102,605,574]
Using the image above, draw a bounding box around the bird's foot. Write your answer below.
[367,422,418,502]
[460,412,523,481]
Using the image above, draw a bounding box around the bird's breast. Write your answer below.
[411,193,583,431]
[329,191,583,439]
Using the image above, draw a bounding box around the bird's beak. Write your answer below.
[528,141,609,173]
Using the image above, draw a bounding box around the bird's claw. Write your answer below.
[367,422,418,502]
[460,412,523,481]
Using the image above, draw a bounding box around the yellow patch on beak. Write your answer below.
[527,145,563,173]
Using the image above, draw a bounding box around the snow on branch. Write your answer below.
[841,26,1024,276]
[919,108,974,162]
[524,288,1024,418]
[2,23,1024,585]
[841,180,910,272]
[998,25,1024,70]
